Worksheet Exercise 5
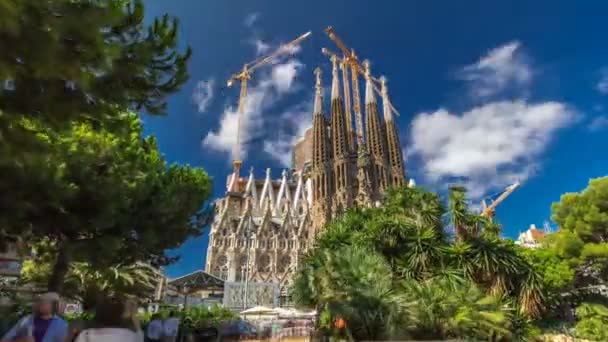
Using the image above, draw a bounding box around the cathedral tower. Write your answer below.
[381,77,406,187]
[310,68,332,235]
[329,55,354,214]
[363,61,389,195]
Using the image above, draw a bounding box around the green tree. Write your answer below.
[552,177,608,244]
[549,177,608,300]
[2,112,212,293]
[293,185,545,339]
[0,0,191,124]
[21,257,158,310]
[292,246,411,341]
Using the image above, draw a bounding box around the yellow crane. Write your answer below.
[322,27,400,144]
[225,31,311,191]
[480,181,520,221]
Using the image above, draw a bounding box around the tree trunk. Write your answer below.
[48,242,71,294]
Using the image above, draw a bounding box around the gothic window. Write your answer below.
[288,240,294,249]
[239,255,247,266]
[277,255,291,272]
[221,228,227,236]
[217,255,228,267]
[214,265,228,280]
[238,239,245,247]
[279,239,286,249]
[257,254,271,272]
[259,239,267,249]
[269,239,276,249]
[238,255,249,282]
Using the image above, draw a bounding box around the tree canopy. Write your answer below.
[2,112,212,292]
[292,185,544,340]
[0,0,191,126]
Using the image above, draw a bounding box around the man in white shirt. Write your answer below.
[161,311,179,342]
[145,314,163,342]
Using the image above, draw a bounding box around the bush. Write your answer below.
[574,303,608,341]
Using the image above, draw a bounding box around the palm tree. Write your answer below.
[292,246,407,341]
[446,186,545,317]
[395,275,514,340]
[293,184,545,340]
[64,262,158,309]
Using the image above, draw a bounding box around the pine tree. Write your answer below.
[0,0,191,124]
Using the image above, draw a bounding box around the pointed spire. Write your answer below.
[313,67,323,115]
[363,60,376,105]
[380,76,393,122]
[331,55,340,100]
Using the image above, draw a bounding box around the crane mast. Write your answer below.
[481,181,520,221]
[350,52,364,143]
[225,31,311,192]
[340,62,354,150]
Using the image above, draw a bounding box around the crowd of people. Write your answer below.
[1,293,180,342]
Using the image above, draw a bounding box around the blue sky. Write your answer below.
[141,0,608,277]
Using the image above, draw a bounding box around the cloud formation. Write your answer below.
[409,101,575,199]
[588,115,608,132]
[596,68,608,94]
[253,39,270,55]
[192,79,215,113]
[243,12,260,27]
[263,100,313,167]
[458,41,531,99]
[202,59,304,161]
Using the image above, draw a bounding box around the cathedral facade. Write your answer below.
[205,56,406,296]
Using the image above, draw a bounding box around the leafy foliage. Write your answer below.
[2,112,212,292]
[574,303,608,341]
[0,0,191,124]
[293,185,544,340]
[21,256,159,310]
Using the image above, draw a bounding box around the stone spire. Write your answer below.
[330,55,353,213]
[381,77,406,187]
[310,67,332,235]
[363,60,389,194]
[313,67,323,115]
[331,56,340,100]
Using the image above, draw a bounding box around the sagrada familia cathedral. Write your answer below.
[205,55,406,298]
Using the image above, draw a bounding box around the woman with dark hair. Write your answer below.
[74,296,143,342]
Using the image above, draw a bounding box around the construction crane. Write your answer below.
[225,31,311,192]
[480,181,520,221]
[323,26,400,118]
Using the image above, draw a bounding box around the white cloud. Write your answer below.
[409,100,575,199]
[192,79,215,113]
[263,101,313,167]
[202,59,304,161]
[588,115,608,132]
[253,39,270,55]
[271,61,303,93]
[596,68,608,94]
[243,12,260,27]
[459,41,531,98]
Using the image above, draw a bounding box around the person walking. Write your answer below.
[161,311,179,342]
[74,296,143,342]
[145,314,163,342]
[1,292,68,342]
